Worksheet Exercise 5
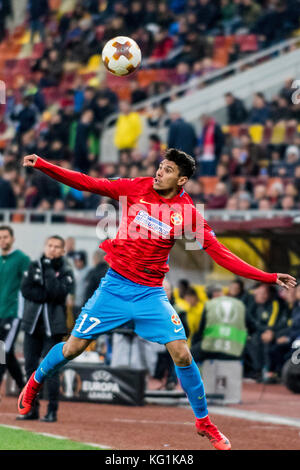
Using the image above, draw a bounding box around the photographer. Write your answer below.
[18,235,74,422]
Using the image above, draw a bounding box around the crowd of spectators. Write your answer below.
[1,81,300,212]
[157,276,300,386]
[0,0,300,211]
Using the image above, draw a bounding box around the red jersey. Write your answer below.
[34,157,277,287]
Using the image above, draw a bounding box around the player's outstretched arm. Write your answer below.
[23,154,125,199]
[206,240,297,289]
[191,206,296,290]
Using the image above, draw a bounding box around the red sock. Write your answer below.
[196,415,211,425]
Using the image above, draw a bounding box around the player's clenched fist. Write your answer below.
[23,154,38,167]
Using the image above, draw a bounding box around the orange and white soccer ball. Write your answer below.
[102,36,142,76]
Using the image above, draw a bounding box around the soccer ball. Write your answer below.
[102,36,142,76]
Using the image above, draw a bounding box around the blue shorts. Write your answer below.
[72,269,187,345]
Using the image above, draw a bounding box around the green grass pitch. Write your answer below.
[0,425,102,450]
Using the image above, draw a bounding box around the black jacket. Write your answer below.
[167,118,198,158]
[0,178,16,208]
[21,256,74,336]
[84,262,108,304]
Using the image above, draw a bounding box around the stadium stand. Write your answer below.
[0,1,300,212]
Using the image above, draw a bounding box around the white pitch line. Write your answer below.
[113,418,194,426]
[207,406,300,429]
[0,424,111,449]
[114,408,300,430]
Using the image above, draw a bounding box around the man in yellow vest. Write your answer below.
[191,283,247,364]
[114,101,142,152]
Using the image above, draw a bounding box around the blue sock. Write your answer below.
[175,359,208,419]
[34,342,69,383]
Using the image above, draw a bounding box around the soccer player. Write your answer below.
[18,150,296,450]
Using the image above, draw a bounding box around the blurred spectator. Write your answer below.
[269,96,294,124]
[191,283,247,362]
[237,191,252,210]
[198,115,225,176]
[251,183,267,209]
[74,109,95,172]
[220,0,240,35]
[266,284,300,383]
[248,93,269,125]
[84,250,108,303]
[228,278,254,309]
[183,286,205,347]
[224,92,248,125]
[244,283,289,381]
[206,182,229,209]
[240,0,262,29]
[197,0,219,33]
[283,145,300,177]
[279,78,294,103]
[258,197,272,211]
[0,166,17,208]
[147,104,170,128]
[114,101,143,152]
[10,97,38,136]
[73,251,90,319]
[93,91,117,130]
[167,111,197,157]
[28,0,49,44]
[278,195,297,210]
[268,150,283,176]
[24,169,61,209]
[148,28,174,65]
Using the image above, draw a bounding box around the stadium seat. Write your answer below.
[285,124,297,143]
[214,36,227,48]
[270,123,286,144]
[228,125,240,137]
[213,47,229,67]
[238,125,249,138]
[198,177,219,195]
[238,35,258,53]
[137,69,159,88]
[49,0,61,10]
[249,124,264,144]
[262,124,273,144]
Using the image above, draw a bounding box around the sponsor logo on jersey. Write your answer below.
[134,210,172,237]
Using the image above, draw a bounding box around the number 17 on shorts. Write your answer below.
[75,314,101,336]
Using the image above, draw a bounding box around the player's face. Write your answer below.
[44,238,65,259]
[153,160,187,191]
[0,230,14,252]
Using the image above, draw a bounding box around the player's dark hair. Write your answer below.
[165,148,196,179]
[0,225,14,237]
[47,235,65,248]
